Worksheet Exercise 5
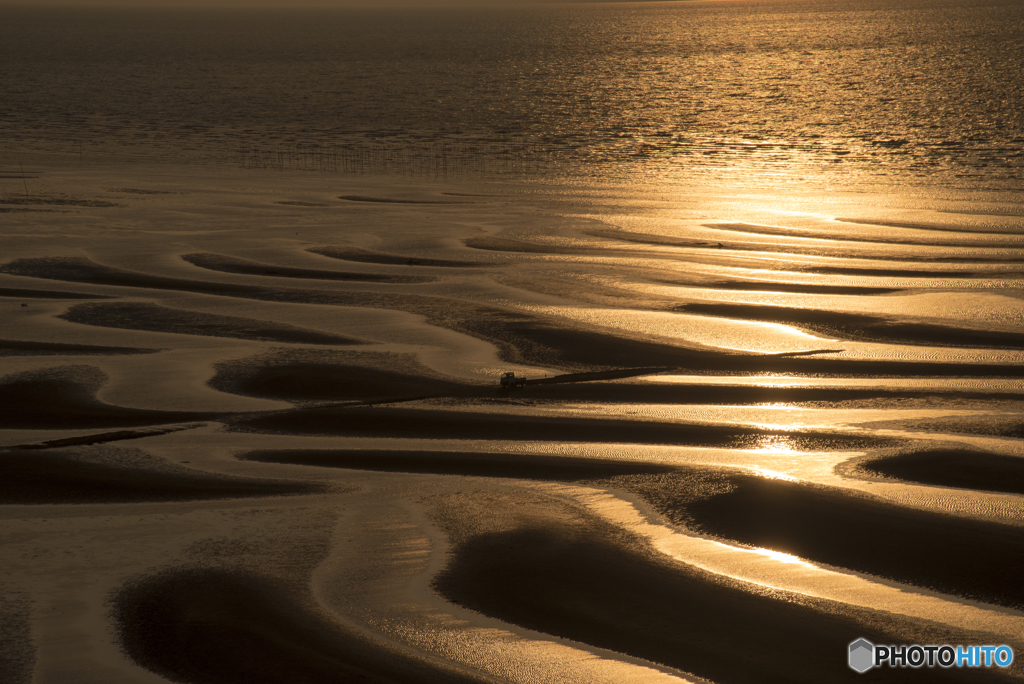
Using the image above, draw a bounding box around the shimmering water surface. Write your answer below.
[2,0,1024,190]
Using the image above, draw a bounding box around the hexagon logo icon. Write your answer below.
[849,638,874,673]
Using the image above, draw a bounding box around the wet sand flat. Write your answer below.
[2,163,1023,684]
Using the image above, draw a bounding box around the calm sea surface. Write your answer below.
[2,0,1024,190]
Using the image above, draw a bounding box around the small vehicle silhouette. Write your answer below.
[499,371,527,388]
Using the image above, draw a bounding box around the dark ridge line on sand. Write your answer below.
[0,447,329,505]
[525,366,677,386]
[338,194,470,204]
[836,217,1024,237]
[657,278,905,296]
[226,405,896,452]
[856,447,1024,496]
[0,196,122,208]
[60,302,367,347]
[182,252,435,284]
[239,448,677,480]
[584,227,1024,265]
[6,256,1024,378]
[677,302,1024,349]
[706,222,1024,249]
[0,287,114,299]
[114,569,497,684]
[430,491,999,684]
[308,245,496,268]
[11,424,204,450]
[461,236,576,255]
[0,338,160,357]
[609,467,1024,611]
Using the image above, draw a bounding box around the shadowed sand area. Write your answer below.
[858,448,1024,495]
[708,222,1024,248]
[462,236,576,254]
[7,256,1024,377]
[209,349,470,403]
[338,194,469,204]
[308,245,495,267]
[0,287,112,299]
[228,404,895,451]
[0,366,215,429]
[0,589,34,684]
[606,468,1024,609]
[114,569,496,684]
[513,381,1024,406]
[430,491,1008,684]
[0,446,328,504]
[660,278,904,296]
[585,226,1024,264]
[835,217,1024,236]
[239,448,677,480]
[0,339,158,357]
[59,302,367,346]
[181,252,436,284]
[678,302,1024,349]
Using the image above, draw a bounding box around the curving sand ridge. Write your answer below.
[3,164,1024,683]
[605,467,1024,610]
[113,569,498,684]
[182,252,437,284]
[0,366,217,430]
[0,445,329,505]
[59,302,367,346]
[429,490,1009,684]
[858,447,1024,496]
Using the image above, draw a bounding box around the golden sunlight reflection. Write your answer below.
[748,467,798,481]
[752,547,814,567]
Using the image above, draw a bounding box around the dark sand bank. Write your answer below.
[0,446,327,504]
[308,246,494,268]
[339,195,469,205]
[0,286,112,299]
[228,404,894,451]
[12,425,199,450]
[239,448,676,480]
[672,279,904,296]
[0,366,215,430]
[8,257,1024,377]
[585,227,1024,264]
[210,349,470,404]
[182,252,435,284]
[790,264,1023,278]
[607,469,1024,609]
[678,302,1024,349]
[708,222,1024,249]
[430,491,1007,684]
[510,380,1024,407]
[59,302,366,346]
[0,195,120,208]
[857,448,1024,495]
[462,236,576,255]
[0,590,34,684]
[0,339,158,357]
[865,414,1024,439]
[114,568,496,684]
[836,218,1024,237]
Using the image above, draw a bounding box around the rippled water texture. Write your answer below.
[2,0,1023,189]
